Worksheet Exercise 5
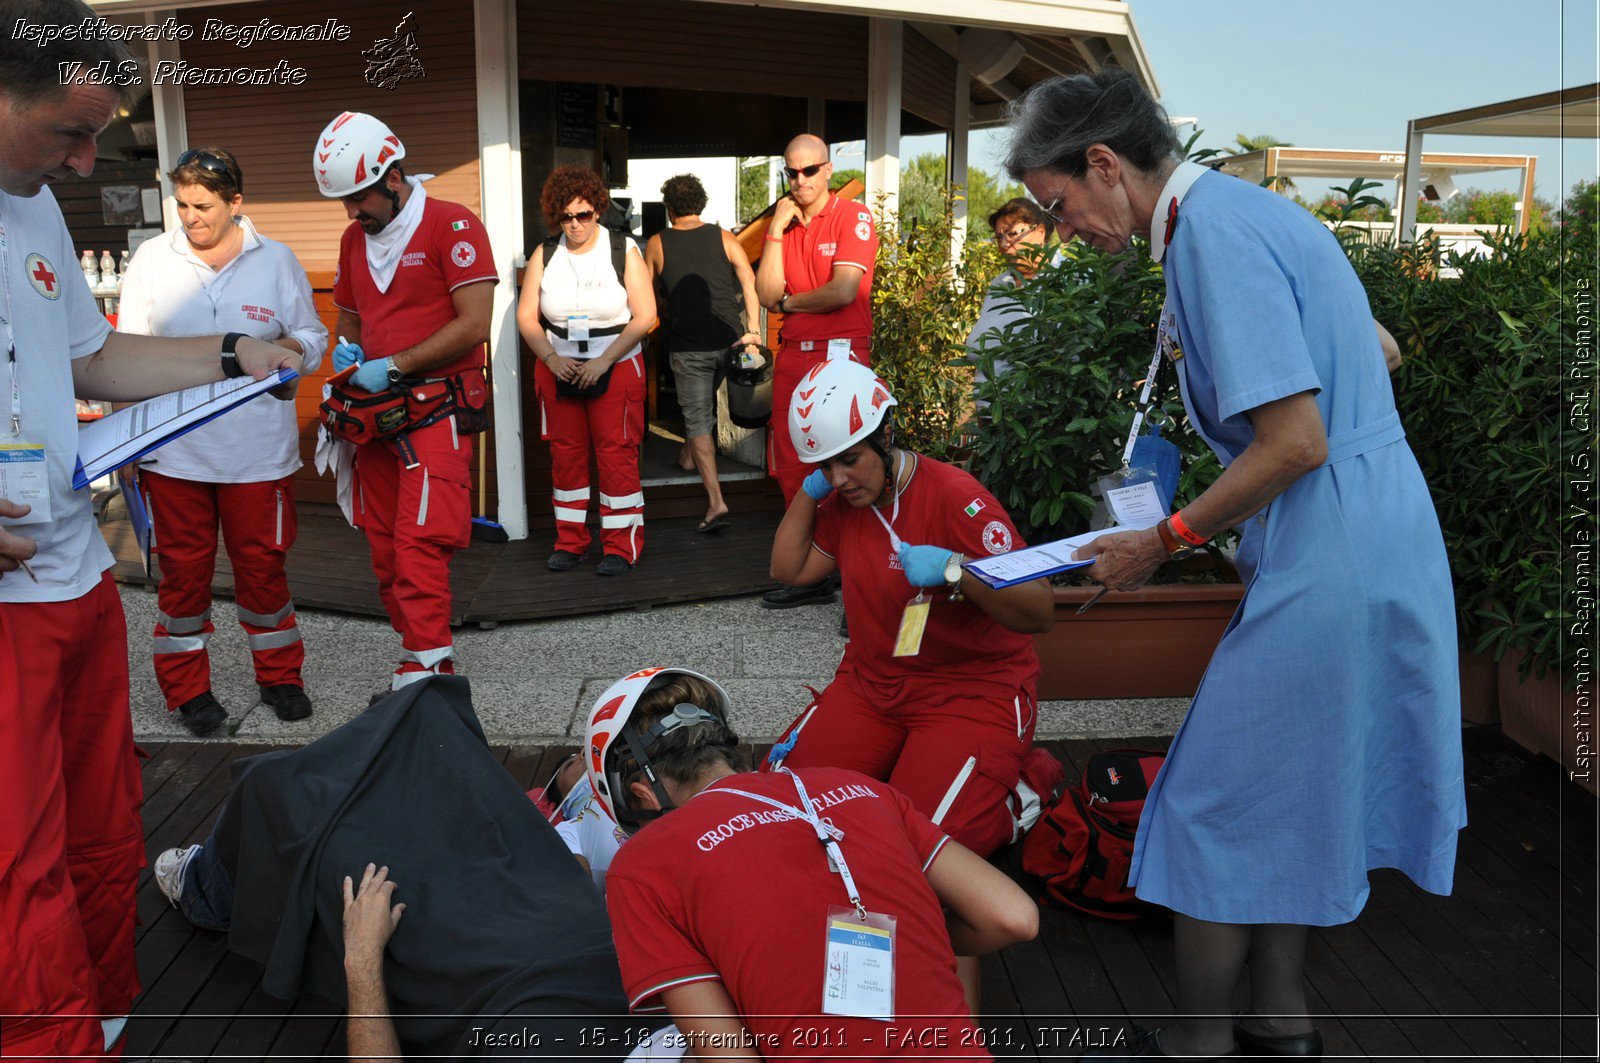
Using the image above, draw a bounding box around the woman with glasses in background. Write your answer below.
[516,166,656,577]
[964,198,1056,409]
[117,147,327,736]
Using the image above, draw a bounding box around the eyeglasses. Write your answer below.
[996,224,1041,246]
[558,209,596,224]
[174,149,241,193]
[1038,182,1072,225]
[782,162,828,183]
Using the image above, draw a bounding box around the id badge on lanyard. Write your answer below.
[779,769,897,1022]
[1091,318,1175,531]
[0,219,50,527]
[566,312,591,344]
[868,454,926,656]
[826,337,852,361]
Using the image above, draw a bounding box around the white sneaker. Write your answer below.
[153,844,201,907]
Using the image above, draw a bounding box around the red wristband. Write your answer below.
[765,234,784,244]
[1169,510,1208,545]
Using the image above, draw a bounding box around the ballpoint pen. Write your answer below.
[1076,585,1112,614]
[16,557,37,583]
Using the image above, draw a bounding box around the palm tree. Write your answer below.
[1225,134,1296,192]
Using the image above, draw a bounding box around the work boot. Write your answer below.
[761,580,835,609]
[547,549,585,572]
[260,683,313,721]
[177,691,227,737]
[597,554,631,576]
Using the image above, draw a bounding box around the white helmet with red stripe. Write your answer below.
[584,666,734,826]
[313,111,406,198]
[788,357,898,463]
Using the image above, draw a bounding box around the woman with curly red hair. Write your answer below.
[517,167,656,575]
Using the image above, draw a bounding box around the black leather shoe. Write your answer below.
[761,580,835,609]
[1085,1028,1239,1059]
[597,554,631,576]
[260,684,313,721]
[177,691,227,737]
[547,549,585,572]
[1232,1023,1322,1057]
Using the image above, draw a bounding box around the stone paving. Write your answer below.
[120,585,1190,745]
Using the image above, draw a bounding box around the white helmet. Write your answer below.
[788,358,898,463]
[313,112,405,198]
[583,666,734,826]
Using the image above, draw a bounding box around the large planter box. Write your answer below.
[1498,649,1597,796]
[1459,646,1501,726]
[1035,583,1245,700]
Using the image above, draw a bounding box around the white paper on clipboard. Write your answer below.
[962,529,1107,589]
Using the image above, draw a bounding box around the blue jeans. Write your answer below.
[178,832,234,931]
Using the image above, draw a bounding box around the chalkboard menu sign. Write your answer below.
[557,83,597,149]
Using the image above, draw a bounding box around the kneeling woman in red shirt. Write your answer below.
[592,665,1038,1060]
[768,359,1053,860]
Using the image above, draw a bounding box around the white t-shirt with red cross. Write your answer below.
[606,767,987,1061]
[332,197,497,376]
[812,454,1039,694]
[0,188,114,604]
[779,193,876,344]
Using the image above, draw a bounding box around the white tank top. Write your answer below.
[540,232,640,360]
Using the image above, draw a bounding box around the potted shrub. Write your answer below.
[1354,200,1594,791]
[963,241,1243,700]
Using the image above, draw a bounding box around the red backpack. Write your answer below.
[1022,748,1166,920]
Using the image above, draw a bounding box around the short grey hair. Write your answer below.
[1003,68,1181,181]
[0,0,141,108]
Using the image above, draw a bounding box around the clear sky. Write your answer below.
[930,0,1598,208]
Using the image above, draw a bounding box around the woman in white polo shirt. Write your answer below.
[117,147,327,736]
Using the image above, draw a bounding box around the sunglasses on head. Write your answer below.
[175,149,241,192]
[783,162,827,182]
[559,209,596,224]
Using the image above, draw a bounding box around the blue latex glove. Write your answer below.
[350,356,394,392]
[899,543,955,588]
[331,341,365,373]
[801,468,834,501]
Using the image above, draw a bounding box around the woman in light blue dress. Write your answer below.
[1004,70,1465,1061]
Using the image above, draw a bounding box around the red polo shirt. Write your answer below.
[332,196,497,376]
[780,193,877,344]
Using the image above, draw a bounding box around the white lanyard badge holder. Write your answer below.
[0,213,52,527]
[1092,335,1176,531]
[867,454,929,657]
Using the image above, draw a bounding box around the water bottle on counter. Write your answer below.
[80,250,99,288]
[99,251,115,290]
[118,250,130,277]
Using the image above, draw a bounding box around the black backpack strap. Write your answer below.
[540,235,560,269]
[610,228,628,280]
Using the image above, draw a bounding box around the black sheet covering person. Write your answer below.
[209,675,653,1058]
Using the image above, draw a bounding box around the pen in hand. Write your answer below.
[1076,585,1112,614]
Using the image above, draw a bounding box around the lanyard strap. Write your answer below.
[1119,335,1169,469]
[867,451,905,552]
[783,769,868,919]
[708,784,844,841]
[0,211,19,436]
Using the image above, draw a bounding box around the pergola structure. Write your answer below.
[1215,147,1539,231]
[1397,83,1600,242]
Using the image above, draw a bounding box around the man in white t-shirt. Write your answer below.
[0,4,304,1055]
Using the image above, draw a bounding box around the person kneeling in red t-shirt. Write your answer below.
[592,665,1039,1061]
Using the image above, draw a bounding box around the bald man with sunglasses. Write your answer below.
[755,134,878,609]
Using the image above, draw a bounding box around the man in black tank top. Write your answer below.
[644,175,761,533]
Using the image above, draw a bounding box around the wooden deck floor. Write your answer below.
[102,504,785,624]
[124,729,1598,1061]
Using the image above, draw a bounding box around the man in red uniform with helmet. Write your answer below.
[315,112,497,690]
[754,132,877,609]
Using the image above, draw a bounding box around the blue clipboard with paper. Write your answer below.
[963,530,1103,590]
[118,466,154,576]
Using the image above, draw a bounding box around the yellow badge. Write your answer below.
[892,593,930,657]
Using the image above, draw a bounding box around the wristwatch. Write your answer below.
[1155,518,1196,558]
[777,293,791,314]
[944,552,966,601]
[386,359,405,387]
[218,332,247,378]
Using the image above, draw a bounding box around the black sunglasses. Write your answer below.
[559,209,596,224]
[174,149,242,193]
[783,162,828,182]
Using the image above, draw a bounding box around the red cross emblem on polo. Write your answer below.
[25,254,60,300]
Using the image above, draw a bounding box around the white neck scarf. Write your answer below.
[364,173,434,293]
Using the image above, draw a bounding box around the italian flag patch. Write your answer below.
[964,498,984,517]
[452,220,469,231]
